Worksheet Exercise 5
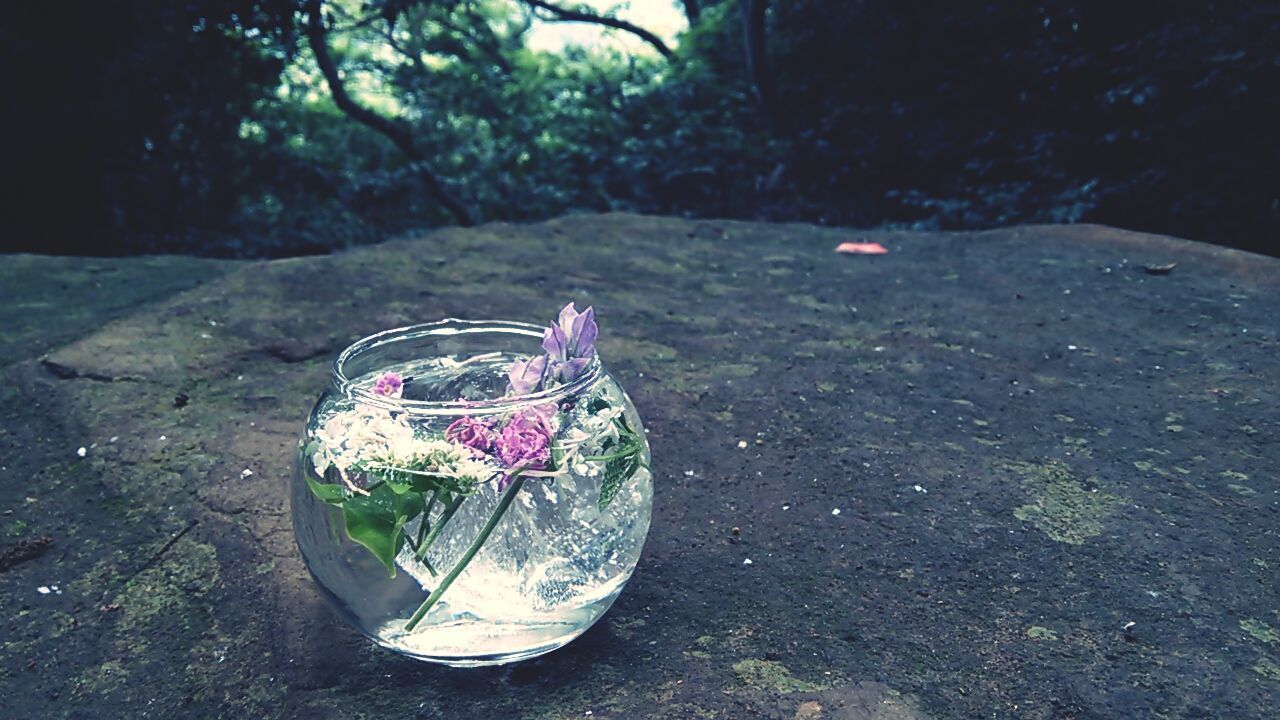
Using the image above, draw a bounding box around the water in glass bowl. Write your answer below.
[292,353,653,666]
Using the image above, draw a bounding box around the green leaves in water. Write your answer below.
[342,483,424,577]
[305,471,346,503]
[379,467,476,497]
[306,446,496,577]
[306,472,424,577]
[589,412,648,511]
[599,451,643,511]
[550,441,565,472]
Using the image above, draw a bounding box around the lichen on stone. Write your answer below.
[732,659,826,694]
[1241,619,1279,645]
[1006,460,1122,544]
[1026,626,1059,640]
[1253,656,1280,682]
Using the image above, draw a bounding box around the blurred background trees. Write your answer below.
[4,1,1277,257]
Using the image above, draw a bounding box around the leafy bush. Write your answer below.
[6,1,1275,256]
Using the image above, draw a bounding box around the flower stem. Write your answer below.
[411,491,442,576]
[583,445,640,462]
[415,493,463,561]
[416,490,439,544]
[404,476,526,632]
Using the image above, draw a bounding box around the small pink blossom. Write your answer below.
[445,416,497,454]
[372,372,404,398]
[493,406,556,486]
[521,402,557,435]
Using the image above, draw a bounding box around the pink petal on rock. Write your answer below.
[835,241,889,255]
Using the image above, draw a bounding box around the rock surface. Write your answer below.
[0,214,1276,718]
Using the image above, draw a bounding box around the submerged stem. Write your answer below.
[415,493,464,561]
[412,490,441,575]
[416,490,439,545]
[404,476,526,632]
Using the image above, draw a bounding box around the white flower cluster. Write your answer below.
[559,391,625,477]
[310,404,498,492]
[385,439,497,486]
[311,405,416,479]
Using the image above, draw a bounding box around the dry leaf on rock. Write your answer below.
[835,242,889,255]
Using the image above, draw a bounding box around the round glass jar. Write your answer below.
[292,319,652,666]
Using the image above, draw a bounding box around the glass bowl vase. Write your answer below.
[291,319,653,666]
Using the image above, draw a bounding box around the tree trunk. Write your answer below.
[743,0,777,126]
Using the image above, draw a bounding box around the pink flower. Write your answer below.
[521,402,557,435]
[493,406,556,485]
[445,416,496,454]
[372,372,404,398]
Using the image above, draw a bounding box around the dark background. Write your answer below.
[3,1,1277,258]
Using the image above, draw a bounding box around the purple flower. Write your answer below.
[507,354,549,395]
[505,302,600,395]
[493,406,556,486]
[549,356,592,384]
[372,372,403,398]
[560,302,598,357]
[543,303,597,383]
[444,416,496,454]
[541,324,568,359]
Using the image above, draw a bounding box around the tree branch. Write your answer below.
[520,0,674,60]
[682,0,701,24]
[439,10,515,75]
[303,0,473,225]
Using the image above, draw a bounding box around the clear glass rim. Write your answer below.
[331,319,603,416]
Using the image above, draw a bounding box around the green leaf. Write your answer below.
[583,441,640,463]
[305,472,347,504]
[550,443,565,471]
[598,451,641,511]
[341,483,423,577]
[587,420,645,462]
[589,413,647,510]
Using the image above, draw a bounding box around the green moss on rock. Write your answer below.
[1026,626,1059,640]
[1241,619,1279,645]
[72,660,130,700]
[1253,657,1280,682]
[732,659,826,694]
[1006,460,1122,545]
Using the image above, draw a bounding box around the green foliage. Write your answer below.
[19,0,1274,255]
[591,414,647,511]
[598,451,642,512]
[339,481,424,577]
[304,472,347,504]
[307,452,480,576]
